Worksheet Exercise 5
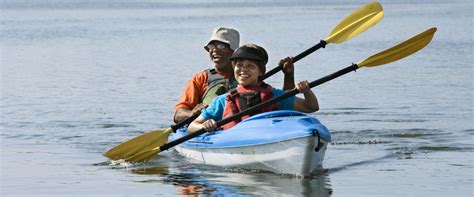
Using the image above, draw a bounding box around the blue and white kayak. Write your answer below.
[171,110,331,175]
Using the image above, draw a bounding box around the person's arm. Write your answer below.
[174,108,192,123]
[292,80,319,113]
[281,56,295,91]
[188,115,218,133]
[174,103,207,123]
[187,94,225,133]
[173,72,208,123]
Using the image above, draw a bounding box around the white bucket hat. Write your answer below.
[204,27,240,51]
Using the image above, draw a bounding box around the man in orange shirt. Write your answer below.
[173,27,295,123]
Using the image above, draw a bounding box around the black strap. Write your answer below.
[314,130,324,152]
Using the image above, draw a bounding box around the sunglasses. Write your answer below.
[207,43,227,50]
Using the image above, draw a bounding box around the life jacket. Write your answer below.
[221,83,279,130]
[201,69,238,105]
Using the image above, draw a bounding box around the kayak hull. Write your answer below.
[175,136,328,175]
[171,110,331,175]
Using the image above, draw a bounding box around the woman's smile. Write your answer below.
[233,59,261,87]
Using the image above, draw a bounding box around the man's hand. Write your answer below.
[192,103,208,115]
[174,103,208,123]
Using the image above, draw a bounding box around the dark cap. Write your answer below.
[230,45,268,65]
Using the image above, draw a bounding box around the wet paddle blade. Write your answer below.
[262,2,383,79]
[124,147,162,163]
[325,2,384,44]
[103,128,173,160]
[357,27,437,68]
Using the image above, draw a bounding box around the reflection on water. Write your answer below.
[96,151,334,196]
[127,161,333,197]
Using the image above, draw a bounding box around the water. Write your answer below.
[1,0,473,196]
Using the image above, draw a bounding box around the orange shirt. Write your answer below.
[174,69,232,113]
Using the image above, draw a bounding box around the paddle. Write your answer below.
[261,1,384,80]
[103,2,384,161]
[124,27,437,163]
[103,113,200,160]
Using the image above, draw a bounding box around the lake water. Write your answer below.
[1,0,473,196]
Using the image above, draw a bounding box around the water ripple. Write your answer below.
[98,123,134,129]
[417,146,464,151]
[331,140,391,145]
[349,119,427,123]
[59,135,84,140]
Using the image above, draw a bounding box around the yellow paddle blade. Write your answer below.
[124,147,162,163]
[325,2,384,44]
[357,27,437,68]
[103,128,173,160]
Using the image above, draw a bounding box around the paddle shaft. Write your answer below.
[261,40,327,81]
[170,112,200,131]
[261,1,382,80]
[160,63,359,151]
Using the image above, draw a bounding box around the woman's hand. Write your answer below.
[295,80,311,94]
[280,56,295,91]
[280,56,294,75]
[292,80,319,113]
[202,119,218,132]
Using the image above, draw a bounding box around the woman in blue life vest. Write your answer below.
[187,44,319,133]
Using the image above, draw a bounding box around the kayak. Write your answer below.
[171,110,331,176]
